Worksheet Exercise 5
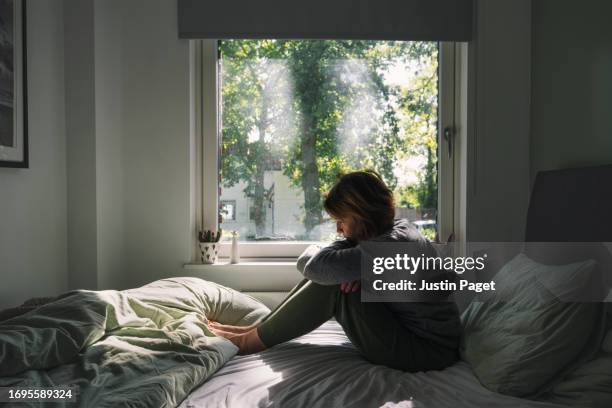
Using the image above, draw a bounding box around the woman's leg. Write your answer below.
[214,279,457,371]
[211,279,339,354]
[335,292,459,371]
[207,279,312,333]
[256,279,338,347]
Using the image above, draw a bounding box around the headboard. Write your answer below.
[526,164,612,242]
[525,164,612,290]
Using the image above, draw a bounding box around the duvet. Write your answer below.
[0,278,269,407]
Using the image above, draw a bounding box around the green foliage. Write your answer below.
[420,226,437,242]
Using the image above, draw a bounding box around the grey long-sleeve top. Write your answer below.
[298,218,426,284]
[296,219,462,349]
[298,239,361,284]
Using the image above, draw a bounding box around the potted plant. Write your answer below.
[198,229,222,264]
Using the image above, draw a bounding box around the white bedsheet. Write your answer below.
[180,321,565,408]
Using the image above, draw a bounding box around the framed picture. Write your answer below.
[0,0,27,168]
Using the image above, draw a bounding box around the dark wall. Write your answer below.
[530,0,612,183]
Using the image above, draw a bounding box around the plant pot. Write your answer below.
[199,242,219,264]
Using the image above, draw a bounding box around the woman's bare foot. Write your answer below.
[210,327,267,355]
[209,321,258,334]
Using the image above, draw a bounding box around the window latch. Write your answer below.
[443,126,454,159]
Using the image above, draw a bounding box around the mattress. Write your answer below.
[180,321,564,408]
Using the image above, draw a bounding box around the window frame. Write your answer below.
[193,39,458,260]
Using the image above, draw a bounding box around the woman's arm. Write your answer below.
[300,240,362,285]
[296,244,322,274]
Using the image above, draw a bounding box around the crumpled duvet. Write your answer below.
[0,278,269,407]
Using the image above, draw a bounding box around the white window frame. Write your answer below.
[192,39,459,260]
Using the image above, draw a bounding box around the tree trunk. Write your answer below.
[301,114,322,237]
[253,163,266,237]
[252,81,269,238]
[290,42,327,238]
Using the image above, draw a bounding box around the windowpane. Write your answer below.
[218,40,439,242]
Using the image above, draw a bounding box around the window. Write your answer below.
[196,40,457,258]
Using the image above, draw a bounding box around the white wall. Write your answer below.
[62,0,192,291]
[94,0,126,290]
[464,0,532,242]
[64,0,98,290]
[530,0,612,180]
[120,0,193,289]
[0,0,68,308]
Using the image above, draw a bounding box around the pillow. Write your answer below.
[461,253,606,398]
[544,352,612,408]
[125,277,271,326]
[543,290,612,408]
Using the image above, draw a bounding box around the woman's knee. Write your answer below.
[302,280,341,300]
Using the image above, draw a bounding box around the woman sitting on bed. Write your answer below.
[211,170,461,372]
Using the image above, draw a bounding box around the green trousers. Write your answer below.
[257,279,458,372]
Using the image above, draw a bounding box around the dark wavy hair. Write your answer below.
[323,170,395,241]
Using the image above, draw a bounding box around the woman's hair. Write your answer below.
[324,170,395,241]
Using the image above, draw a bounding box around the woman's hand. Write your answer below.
[340,280,361,293]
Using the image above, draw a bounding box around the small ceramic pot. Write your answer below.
[199,242,219,264]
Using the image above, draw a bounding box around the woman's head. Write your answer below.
[324,170,395,242]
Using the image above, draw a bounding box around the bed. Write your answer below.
[180,321,563,408]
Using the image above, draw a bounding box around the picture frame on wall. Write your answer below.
[0,0,27,168]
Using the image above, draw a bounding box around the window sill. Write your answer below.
[184,259,296,271]
[183,259,302,291]
[215,242,320,259]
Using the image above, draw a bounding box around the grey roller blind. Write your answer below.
[178,0,473,41]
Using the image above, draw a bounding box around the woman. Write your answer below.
[211,170,461,372]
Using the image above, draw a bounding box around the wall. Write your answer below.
[0,0,67,308]
[121,0,193,289]
[530,0,612,181]
[62,0,191,291]
[94,0,126,289]
[64,0,98,289]
[464,0,532,242]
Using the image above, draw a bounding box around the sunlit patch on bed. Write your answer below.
[181,321,562,408]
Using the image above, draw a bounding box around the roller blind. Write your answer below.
[178,0,473,41]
